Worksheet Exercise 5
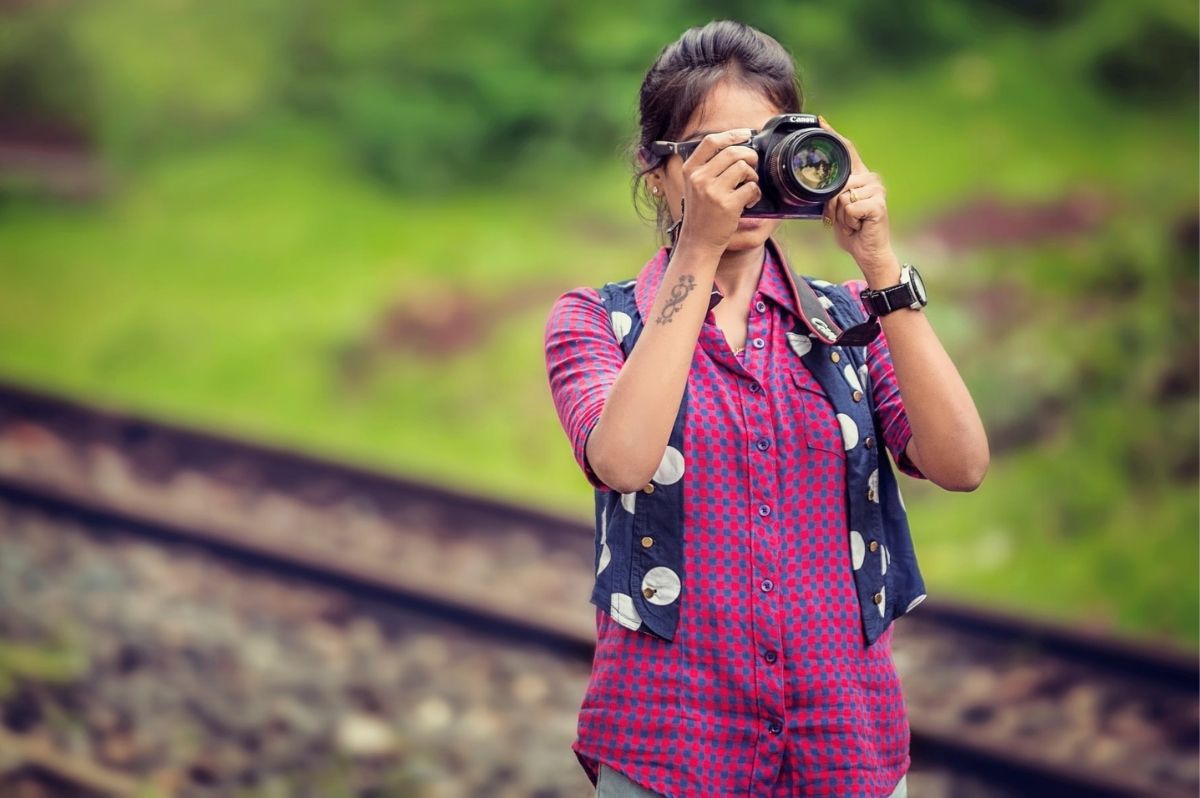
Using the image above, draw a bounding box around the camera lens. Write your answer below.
[790,136,845,191]
[767,130,850,205]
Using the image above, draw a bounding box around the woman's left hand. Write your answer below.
[818,116,896,278]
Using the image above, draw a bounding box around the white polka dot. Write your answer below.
[905,593,927,613]
[849,530,865,570]
[653,446,685,485]
[597,544,611,575]
[837,414,859,450]
[881,544,890,576]
[857,364,869,393]
[867,469,879,503]
[877,585,887,617]
[809,279,835,289]
[610,592,642,630]
[611,311,632,342]
[786,332,812,357]
[621,491,636,514]
[641,566,681,605]
[818,295,834,310]
[896,483,906,512]
[618,279,636,288]
[843,363,863,394]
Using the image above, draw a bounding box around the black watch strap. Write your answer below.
[862,282,918,316]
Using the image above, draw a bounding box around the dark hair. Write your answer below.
[632,20,806,237]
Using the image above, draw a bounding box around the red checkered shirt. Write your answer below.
[544,242,924,797]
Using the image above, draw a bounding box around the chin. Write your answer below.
[724,220,780,252]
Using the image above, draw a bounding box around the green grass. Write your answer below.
[0,30,1195,648]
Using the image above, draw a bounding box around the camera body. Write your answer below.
[741,114,851,219]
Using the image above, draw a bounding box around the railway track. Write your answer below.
[0,379,1195,797]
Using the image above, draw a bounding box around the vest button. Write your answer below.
[641,536,654,549]
[643,587,656,599]
[830,351,841,363]
[852,390,864,402]
[864,436,875,449]
[873,591,883,604]
[642,483,655,494]
[868,540,879,552]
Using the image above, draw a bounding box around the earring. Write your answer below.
[651,185,660,196]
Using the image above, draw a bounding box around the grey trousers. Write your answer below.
[596,762,908,798]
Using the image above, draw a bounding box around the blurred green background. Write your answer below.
[0,0,1196,645]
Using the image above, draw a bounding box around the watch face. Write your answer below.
[905,265,927,306]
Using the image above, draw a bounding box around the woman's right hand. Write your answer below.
[676,128,762,253]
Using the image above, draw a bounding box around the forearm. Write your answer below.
[587,241,721,492]
[864,257,990,491]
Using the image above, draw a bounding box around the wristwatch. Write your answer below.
[860,263,927,317]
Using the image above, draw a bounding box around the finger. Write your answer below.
[834,190,860,233]
[694,144,759,180]
[685,128,754,169]
[732,179,763,210]
[817,115,866,174]
[713,159,759,193]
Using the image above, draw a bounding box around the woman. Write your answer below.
[544,20,988,798]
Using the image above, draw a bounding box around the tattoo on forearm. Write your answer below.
[655,274,697,325]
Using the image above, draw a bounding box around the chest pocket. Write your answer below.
[790,365,846,457]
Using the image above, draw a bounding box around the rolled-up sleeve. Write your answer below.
[844,279,926,480]
[544,287,624,491]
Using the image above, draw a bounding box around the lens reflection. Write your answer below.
[790,138,842,191]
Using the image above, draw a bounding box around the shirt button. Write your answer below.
[757,503,772,517]
[748,382,761,393]
[830,351,841,363]
[756,437,771,451]
[751,337,765,349]
[755,300,767,313]
[864,436,876,449]
[642,482,656,494]
[767,719,783,735]
[641,536,654,549]
[868,540,879,552]
[852,389,864,402]
[760,578,774,592]
[764,649,778,664]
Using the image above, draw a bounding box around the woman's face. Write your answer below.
[648,77,784,254]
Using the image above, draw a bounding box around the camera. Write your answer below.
[656,114,851,220]
[741,114,851,219]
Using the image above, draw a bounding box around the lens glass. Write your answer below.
[789,136,844,191]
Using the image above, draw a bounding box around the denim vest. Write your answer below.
[591,255,928,647]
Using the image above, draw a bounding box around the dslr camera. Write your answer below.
[651,113,851,220]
